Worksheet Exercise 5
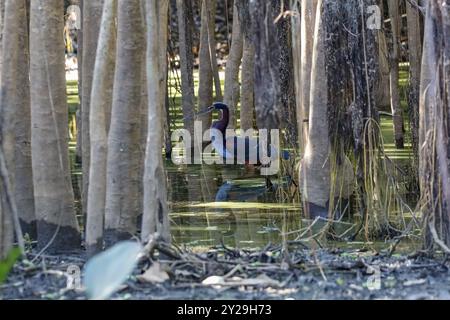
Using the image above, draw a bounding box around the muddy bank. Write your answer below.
[2,246,450,300]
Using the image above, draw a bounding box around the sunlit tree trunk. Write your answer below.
[299,0,318,150]
[30,0,80,252]
[299,0,330,217]
[387,0,404,149]
[1,0,34,238]
[81,0,104,225]
[419,0,450,251]
[86,0,117,255]
[104,0,145,245]
[223,3,243,128]
[142,0,170,242]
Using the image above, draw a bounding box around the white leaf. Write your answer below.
[83,241,143,300]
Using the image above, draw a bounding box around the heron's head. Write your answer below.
[212,102,229,111]
[196,102,229,116]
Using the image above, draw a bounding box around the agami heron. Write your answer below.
[197,102,286,169]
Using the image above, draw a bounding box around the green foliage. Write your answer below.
[0,247,21,284]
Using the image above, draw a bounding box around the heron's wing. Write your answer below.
[224,136,259,163]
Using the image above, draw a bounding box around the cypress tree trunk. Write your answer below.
[142,0,171,243]
[250,0,281,131]
[240,38,255,131]
[419,0,450,251]
[198,0,217,128]
[406,1,422,161]
[86,0,117,255]
[299,0,318,150]
[176,0,195,136]
[1,0,35,238]
[81,0,104,226]
[0,0,4,82]
[223,3,243,129]
[387,0,404,149]
[237,0,255,131]
[299,0,330,217]
[30,0,80,252]
[104,0,145,246]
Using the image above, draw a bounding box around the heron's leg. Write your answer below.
[265,177,274,190]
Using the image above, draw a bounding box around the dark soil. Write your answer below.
[2,244,450,300]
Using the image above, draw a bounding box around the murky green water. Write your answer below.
[165,162,304,250]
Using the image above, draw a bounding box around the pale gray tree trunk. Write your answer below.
[240,38,255,131]
[299,0,330,215]
[299,0,318,150]
[81,0,104,226]
[1,0,35,238]
[375,30,391,109]
[86,0,117,255]
[419,0,450,250]
[30,0,80,252]
[142,0,170,243]
[223,3,243,128]
[104,0,145,245]
[198,0,218,128]
[387,0,404,149]
[237,0,254,131]
[250,0,281,131]
[0,0,4,83]
[176,0,195,136]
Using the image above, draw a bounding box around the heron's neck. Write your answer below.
[212,108,229,135]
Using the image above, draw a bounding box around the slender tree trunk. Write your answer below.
[1,0,35,238]
[176,0,195,136]
[406,1,422,160]
[81,0,104,227]
[223,3,243,128]
[291,0,301,147]
[104,0,145,245]
[375,30,391,109]
[237,0,255,131]
[76,1,83,164]
[0,0,4,83]
[86,0,117,255]
[419,0,450,251]
[299,0,330,217]
[142,0,170,243]
[250,0,281,131]
[299,0,318,150]
[240,38,255,131]
[30,0,80,252]
[277,0,297,146]
[0,0,9,260]
[198,0,217,128]
[387,0,404,149]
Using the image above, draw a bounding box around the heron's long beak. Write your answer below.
[196,106,214,116]
[183,106,214,121]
